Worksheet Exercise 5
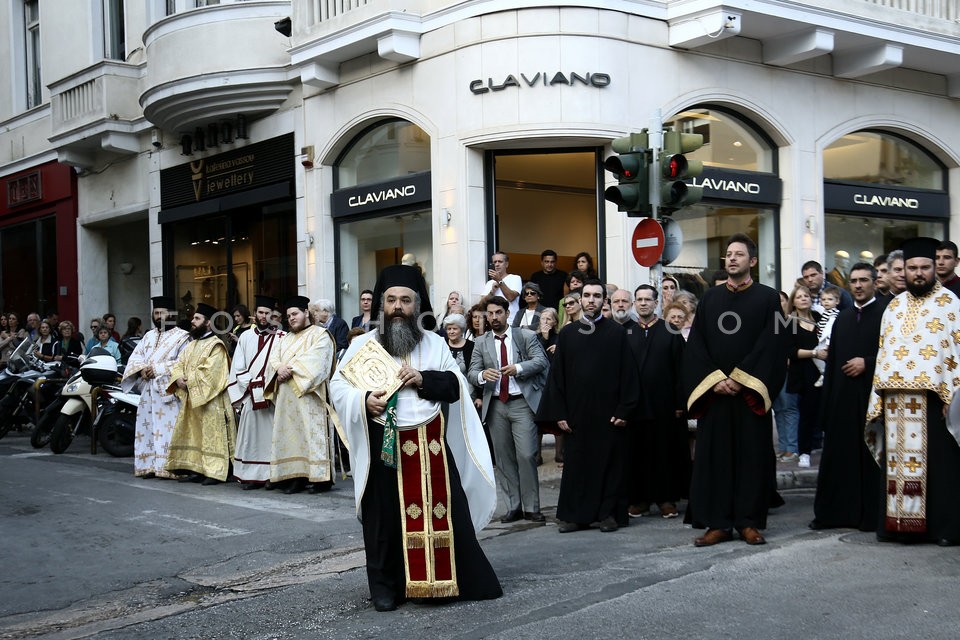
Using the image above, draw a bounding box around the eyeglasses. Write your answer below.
[524,291,538,296]
[90,326,98,329]
[563,301,578,307]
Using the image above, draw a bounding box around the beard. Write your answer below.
[256,319,271,331]
[189,324,208,340]
[611,308,630,323]
[153,316,162,330]
[381,312,422,357]
[907,277,936,298]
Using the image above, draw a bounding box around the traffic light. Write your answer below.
[658,130,704,214]
[603,132,652,217]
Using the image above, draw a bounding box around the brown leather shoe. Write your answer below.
[739,527,766,545]
[693,528,733,547]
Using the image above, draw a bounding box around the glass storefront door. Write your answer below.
[337,209,432,318]
[0,216,57,316]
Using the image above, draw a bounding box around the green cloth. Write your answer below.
[380,391,400,468]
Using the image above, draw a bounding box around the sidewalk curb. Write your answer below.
[776,468,818,490]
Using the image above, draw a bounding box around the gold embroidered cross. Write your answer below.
[914,371,931,385]
[953,329,960,345]
[888,458,897,472]
[889,371,905,384]
[886,397,899,412]
[926,318,945,333]
[919,345,937,360]
[893,346,909,360]
[904,397,922,414]
[936,293,952,307]
[946,356,958,371]
[904,456,922,472]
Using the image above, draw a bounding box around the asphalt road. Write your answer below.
[2,432,959,640]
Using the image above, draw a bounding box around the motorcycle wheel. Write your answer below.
[50,413,80,455]
[98,414,135,458]
[0,395,18,440]
[30,399,65,449]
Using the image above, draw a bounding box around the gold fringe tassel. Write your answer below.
[432,533,452,548]
[405,533,426,549]
[405,581,461,598]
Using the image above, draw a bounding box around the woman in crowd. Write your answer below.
[0,312,28,366]
[535,307,559,360]
[661,274,680,307]
[120,317,143,364]
[773,290,800,463]
[513,282,545,330]
[442,313,474,377]
[565,269,586,296]
[672,290,698,340]
[573,252,599,280]
[34,320,56,362]
[466,304,487,341]
[662,302,689,336]
[785,285,824,469]
[436,290,463,327]
[85,317,103,353]
[53,321,83,361]
[559,291,582,327]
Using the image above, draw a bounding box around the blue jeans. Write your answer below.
[773,383,799,454]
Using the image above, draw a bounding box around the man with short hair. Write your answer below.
[801,260,853,311]
[866,237,960,546]
[610,289,637,330]
[481,252,522,324]
[265,296,337,494]
[684,233,787,547]
[228,295,284,489]
[468,295,549,523]
[536,279,640,533]
[166,303,237,485]
[885,250,906,298]
[810,263,887,531]
[330,265,501,611]
[26,312,41,341]
[310,298,349,352]
[873,254,890,297]
[935,240,960,296]
[626,284,688,519]
[528,249,567,310]
[121,296,191,479]
[103,313,121,342]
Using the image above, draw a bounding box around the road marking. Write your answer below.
[9,452,53,458]
[126,511,251,538]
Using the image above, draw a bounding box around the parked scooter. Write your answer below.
[92,384,138,457]
[0,338,68,440]
[48,351,121,455]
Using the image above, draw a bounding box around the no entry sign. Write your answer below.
[631,219,664,267]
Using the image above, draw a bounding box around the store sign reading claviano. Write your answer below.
[469,71,611,94]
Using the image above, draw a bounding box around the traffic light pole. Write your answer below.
[648,111,664,313]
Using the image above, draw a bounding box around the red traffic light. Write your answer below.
[662,154,688,179]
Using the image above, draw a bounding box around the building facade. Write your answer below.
[1,0,958,326]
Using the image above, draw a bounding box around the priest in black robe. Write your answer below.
[625,284,689,518]
[810,263,886,531]
[536,280,639,533]
[683,233,787,547]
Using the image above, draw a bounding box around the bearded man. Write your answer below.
[228,295,284,489]
[121,296,190,479]
[264,296,337,495]
[866,237,960,546]
[165,303,237,485]
[330,265,501,612]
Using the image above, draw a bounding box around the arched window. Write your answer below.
[824,130,942,190]
[336,120,430,189]
[664,107,775,173]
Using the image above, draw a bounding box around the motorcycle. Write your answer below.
[48,351,122,455]
[0,338,68,441]
[91,384,138,457]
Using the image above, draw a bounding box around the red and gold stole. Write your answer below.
[396,413,459,598]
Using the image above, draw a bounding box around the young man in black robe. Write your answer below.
[625,284,688,519]
[810,263,887,531]
[536,279,639,533]
[683,233,787,547]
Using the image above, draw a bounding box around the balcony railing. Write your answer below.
[863,0,959,20]
[50,62,142,138]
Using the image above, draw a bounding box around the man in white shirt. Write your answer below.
[481,252,522,324]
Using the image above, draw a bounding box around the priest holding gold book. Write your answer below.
[330,264,502,612]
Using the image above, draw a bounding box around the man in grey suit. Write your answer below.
[469,295,549,523]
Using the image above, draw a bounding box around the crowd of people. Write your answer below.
[0,310,143,369]
[8,235,960,611]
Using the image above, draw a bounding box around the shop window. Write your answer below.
[665,107,774,173]
[824,131,942,190]
[489,150,600,282]
[0,216,57,317]
[825,215,946,270]
[336,120,430,189]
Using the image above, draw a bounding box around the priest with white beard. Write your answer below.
[228,295,283,489]
[330,265,501,612]
[122,296,190,479]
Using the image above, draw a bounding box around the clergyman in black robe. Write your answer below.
[625,285,689,518]
[683,234,787,546]
[536,281,639,532]
[811,264,887,531]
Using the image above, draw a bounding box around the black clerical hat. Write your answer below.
[254,295,277,311]
[370,264,435,330]
[195,303,218,319]
[901,237,939,262]
[151,295,175,310]
[284,295,311,311]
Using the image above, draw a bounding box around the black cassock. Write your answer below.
[812,298,887,531]
[683,283,787,531]
[536,316,639,526]
[625,319,689,507]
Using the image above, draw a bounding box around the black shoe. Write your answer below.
[808,519,828,530]
[599,516,619,533]
[201,477,222,486]
[524,511,546,523]
[284,478,307,495]
[558,521,585,533]
[241,483,262,491]
[500,508,523,523]
[308,481,333,494]
[177,473,202,483]
[264,481,275,490]
[373,597,398,612]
